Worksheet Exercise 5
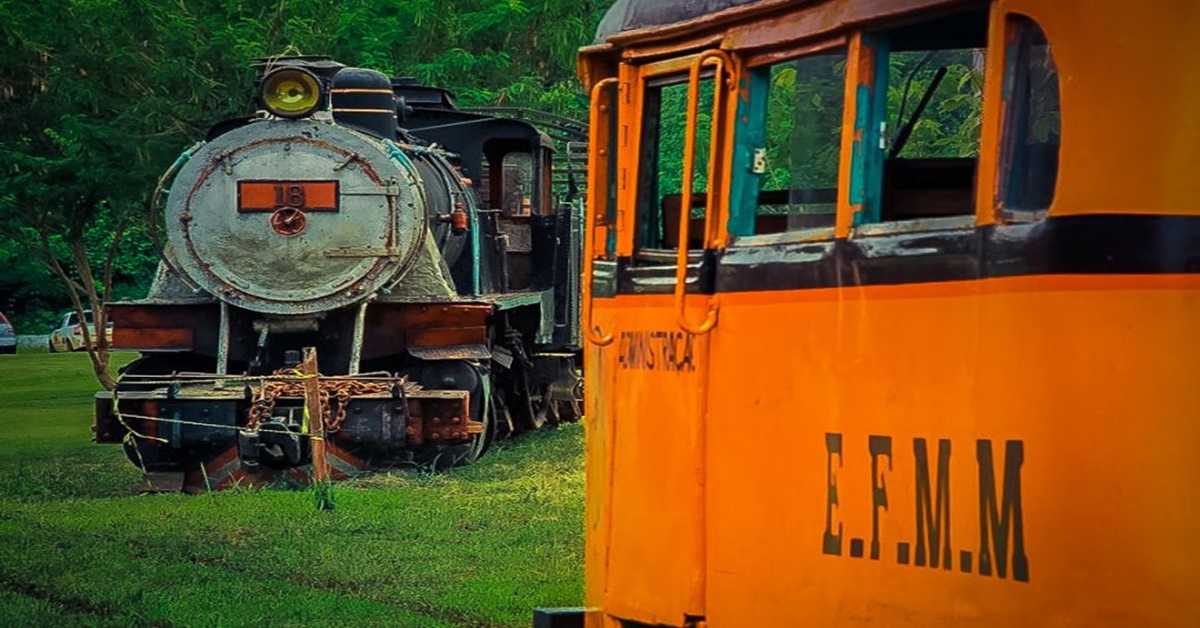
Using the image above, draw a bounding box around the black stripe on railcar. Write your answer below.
[594,214,1200,296]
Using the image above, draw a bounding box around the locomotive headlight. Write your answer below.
[261,68,322,118]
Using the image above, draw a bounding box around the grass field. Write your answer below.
[0,352,584,626]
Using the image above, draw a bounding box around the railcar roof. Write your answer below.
[594,0,767,42]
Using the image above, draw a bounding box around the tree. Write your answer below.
[0,0,611,388]
[0,0,229,388]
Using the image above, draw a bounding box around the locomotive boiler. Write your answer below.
[93,57,585,491]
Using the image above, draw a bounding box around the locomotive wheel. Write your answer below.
[507,363,580,432]
[454,392,495,467]
[560,370,584,423]
[497,364,541,434]
[525,385,551,431]
[403,361,493,470]
[528,385,562,429]
[528,368,583,428]
[490,388,516,440]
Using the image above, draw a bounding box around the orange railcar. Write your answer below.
[574,0,1200,626]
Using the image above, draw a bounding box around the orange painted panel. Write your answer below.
[584,302,618,614]
[993,1,1200,218]
[696,276,1198,625]
[588,297,712,625]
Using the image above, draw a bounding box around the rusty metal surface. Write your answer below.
[407,344,492,360]
[407,326,489,349]
[178,440,368,493]
[245,370,418,433]
[112,326,194,351]
[361,302,493,360]
[108,302,223,354]
[404,390,479,445]
[721,0,969,54]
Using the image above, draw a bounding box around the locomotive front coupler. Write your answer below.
[238,404,308,473]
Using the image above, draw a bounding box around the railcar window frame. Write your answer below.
[631,64,720,260]
[995,13,1060,222]
[593,79,620,259]
[727,38,849,248]
[845,6,991,237]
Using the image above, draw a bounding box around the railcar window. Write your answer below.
[864,9,989,224]
[754,49,847,233]
[998,16,1060,214]
[636,75,715,250]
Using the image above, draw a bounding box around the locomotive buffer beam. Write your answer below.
[94,384,484,465]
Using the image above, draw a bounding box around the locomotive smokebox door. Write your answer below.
[165,122,428,315]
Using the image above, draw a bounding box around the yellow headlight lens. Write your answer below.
[261,69,321,117]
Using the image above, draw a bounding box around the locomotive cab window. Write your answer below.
[502,152,534,216]
[859,8,989,226]
[636,73,716,253]
[745,47,848,235]
[484,141,550,217]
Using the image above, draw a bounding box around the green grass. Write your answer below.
[0,352,584,626]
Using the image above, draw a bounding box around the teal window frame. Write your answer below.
[728,69,769,238]
[728,45,852,239]
[849,33,890,226]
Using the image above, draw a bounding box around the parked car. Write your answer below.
[0,312,15,355]
[48,310,113,353]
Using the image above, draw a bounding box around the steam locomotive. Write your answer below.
[93,57,585,491]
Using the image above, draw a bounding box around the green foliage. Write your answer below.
[0,0,610,331]
[739,46,985,222]
[654,80,715,201]
[761,53,846,212]
[0,238,61,333]
[886,49,985,159]
[0,352,584,626]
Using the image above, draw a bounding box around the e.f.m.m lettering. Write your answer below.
[977,440,1029,582]
[822,434,1029,583]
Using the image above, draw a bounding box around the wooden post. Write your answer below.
[299,347,330,489]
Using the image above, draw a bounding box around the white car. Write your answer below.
[0,311,15,355]
[48,310,113,353]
